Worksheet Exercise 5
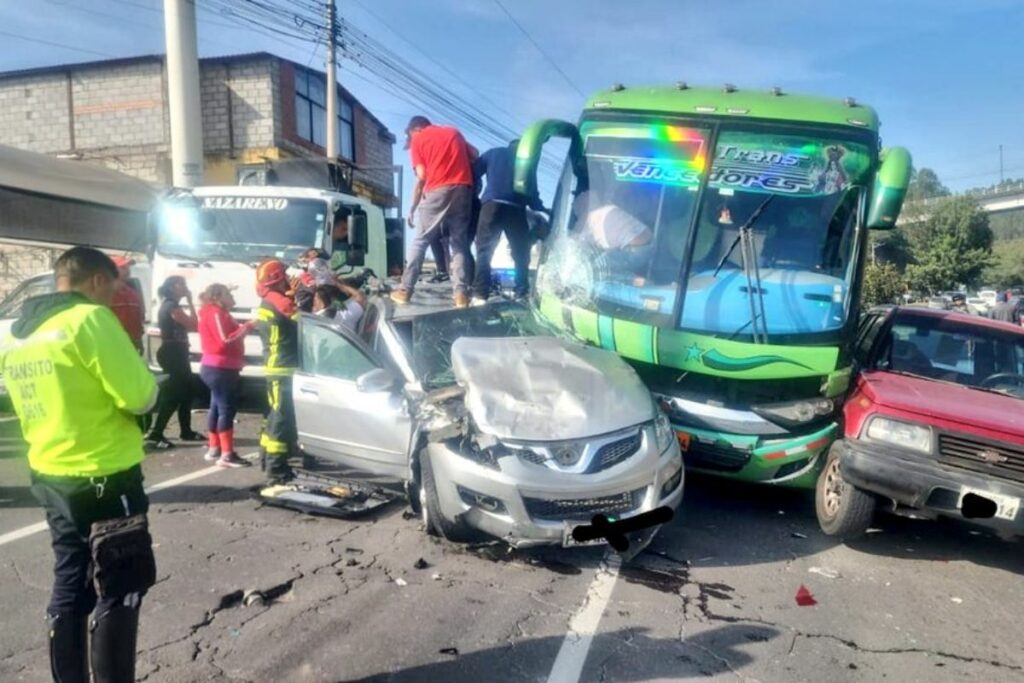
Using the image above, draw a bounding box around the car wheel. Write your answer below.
[815,445,875,538]
[420,452,477,543]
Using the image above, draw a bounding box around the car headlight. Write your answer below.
[753,398,834,427]
[865,417,933,454]
[654,412,675,453]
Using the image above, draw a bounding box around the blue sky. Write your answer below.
[2,0,1023,209]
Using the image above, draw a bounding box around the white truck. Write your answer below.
[147,183,394,387]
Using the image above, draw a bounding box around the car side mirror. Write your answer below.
[356,367,398,393]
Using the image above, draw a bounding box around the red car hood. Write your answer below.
[860,371,1024,443]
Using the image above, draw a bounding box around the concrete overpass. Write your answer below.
[899,181,1024,224]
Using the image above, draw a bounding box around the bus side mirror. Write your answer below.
[347,214,368,266]
[866,147,911,230]
[513,119,586,201]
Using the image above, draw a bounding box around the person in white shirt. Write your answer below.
[313,283,365,331]
[573,190,654,251]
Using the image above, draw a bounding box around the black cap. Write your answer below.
[404,115,431,149]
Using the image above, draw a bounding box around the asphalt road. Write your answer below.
[1,413,1022,683]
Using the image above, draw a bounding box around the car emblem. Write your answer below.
[977,449,1008,464]
[551,444,583,467]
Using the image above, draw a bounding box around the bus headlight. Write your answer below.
[753,398,834,427]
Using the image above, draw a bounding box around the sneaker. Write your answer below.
[470,297,488,307]
[217,452,251,468]
[391,289,411,305]
[453,293,469,309]
[203,447,221,462]
[179,432,206,443]
[428,272,450,283]
[145,435,175,450]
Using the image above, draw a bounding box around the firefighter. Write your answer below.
[0,247,158,683]
[254,259,301,482]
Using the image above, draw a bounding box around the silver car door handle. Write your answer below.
[298,385,319,397]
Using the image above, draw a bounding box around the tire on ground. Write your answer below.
[815,444,876,538]
[420,451,480,543]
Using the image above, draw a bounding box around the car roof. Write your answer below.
[889,306,1024,335]
[379,281,478,323]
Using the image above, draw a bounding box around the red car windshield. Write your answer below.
[876,314,1024,398]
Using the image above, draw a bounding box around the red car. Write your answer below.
[816,306,1024,538]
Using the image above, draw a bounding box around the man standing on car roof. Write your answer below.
[254,259,301,483]
[392,115,478,308]
[0,247,158,683]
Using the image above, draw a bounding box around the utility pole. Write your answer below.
[163,0,204,188]
[325,0,338,161]
[999,144,1004,185]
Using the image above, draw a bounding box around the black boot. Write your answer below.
[47,612,88,683]
[90,604,139,683]
[265,454,295,484]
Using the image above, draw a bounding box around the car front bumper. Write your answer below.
[425,429,684,548]
[839,439,1024,533]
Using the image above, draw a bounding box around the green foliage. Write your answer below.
[982,237,1024,288]
[869,229,913,270]
[905,167,950,203]
[904,196,993,292]
[862,262,906,306]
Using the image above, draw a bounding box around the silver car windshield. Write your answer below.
[411,302,555,389]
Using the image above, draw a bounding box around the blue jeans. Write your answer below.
[200,366,240,433]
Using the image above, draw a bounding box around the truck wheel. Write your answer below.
[420,453,478,543]
[816,446,875,538]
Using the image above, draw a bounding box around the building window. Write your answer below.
[295,68,355,160]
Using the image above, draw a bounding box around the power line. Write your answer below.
[0,31,115,58]
[492,0,585,99]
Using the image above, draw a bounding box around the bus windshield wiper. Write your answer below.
[712,194,775,278]
[711,194,774,343]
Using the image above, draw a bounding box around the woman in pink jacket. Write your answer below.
[197,284,254,467]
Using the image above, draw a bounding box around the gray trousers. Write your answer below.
[402,184,473,295]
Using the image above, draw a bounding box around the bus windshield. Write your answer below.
[537,120,874,339]
[156,195,329,263]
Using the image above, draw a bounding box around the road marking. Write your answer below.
[0,452,260,548]
[546,553,622,683]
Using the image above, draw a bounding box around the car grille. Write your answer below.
[938,433,1024,484]
[517,449,548,466]
[686,440,752,473]
[589,432,642,473]
[523,487,647,522]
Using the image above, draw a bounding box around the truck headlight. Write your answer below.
[654,412,675,454]
[753,398,834,427]
[865,417,933,454]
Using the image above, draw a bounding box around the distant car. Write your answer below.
[816,307,1024,538]
[979,289,999,307]
[966,297,990,316]
[926,296,950,310]
[293,294,684,549]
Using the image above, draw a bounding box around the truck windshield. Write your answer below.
[538,120,874,339]
[156,196,328,262]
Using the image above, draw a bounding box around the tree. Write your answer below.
[906,167,950,203]
[982,237,1024,288]
[905,196,993,293]
[862,262,906,306]
[869,229,913,270]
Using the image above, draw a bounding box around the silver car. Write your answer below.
[292,297,684,549]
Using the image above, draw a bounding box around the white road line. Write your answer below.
[546,553,622,683]
[0,452,260,548]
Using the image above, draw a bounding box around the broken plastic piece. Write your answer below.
[795,585,817,607]
[791,532,808,539]
[414,558,430,570]
[807,566,840,580]
[431,573,443,581]
[395,577,408,587]
[439,647,459,656]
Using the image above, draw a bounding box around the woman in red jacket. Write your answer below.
[198,284,254,467]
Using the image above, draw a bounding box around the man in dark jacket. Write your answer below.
[991,291,1021,324]
[470,139,543,304]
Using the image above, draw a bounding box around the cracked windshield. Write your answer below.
[0,1,1021,682]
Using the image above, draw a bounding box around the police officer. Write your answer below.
[0,247,158,683]
[254,259,301,482]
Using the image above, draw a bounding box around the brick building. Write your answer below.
[0,52,397,294]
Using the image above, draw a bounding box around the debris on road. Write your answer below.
[808,566,841,579]
[950,597,963,604]
[395,577,408,586]
[439,647,459,657]
[431,573,443,581]
[791,532,808,539]
[414,558,430,569]
[253,471,400,519]
[243,590,265,607]
[795,585,817,607]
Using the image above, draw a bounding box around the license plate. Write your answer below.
[959,487,1020,521]
[562,523,607,548]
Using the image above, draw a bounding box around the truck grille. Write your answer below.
[686,441,752,473]
[589,432,642,473]
[938,433,1024,484]
[523,487,646,522]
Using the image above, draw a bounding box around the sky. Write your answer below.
[1,0,1023,213]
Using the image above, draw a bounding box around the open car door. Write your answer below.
[293,314,412,480]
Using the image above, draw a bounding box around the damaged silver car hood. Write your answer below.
[450,336,655,441]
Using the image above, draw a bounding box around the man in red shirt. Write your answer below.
[110,256,144,354]
[393,116,478,308]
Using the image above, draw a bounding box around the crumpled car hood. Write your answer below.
[450,336,654,441]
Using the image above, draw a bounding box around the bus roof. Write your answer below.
[584,85,880,132]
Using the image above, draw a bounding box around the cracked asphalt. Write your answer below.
[1,413,1022,682]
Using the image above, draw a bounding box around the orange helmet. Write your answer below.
[256,259,288,288]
